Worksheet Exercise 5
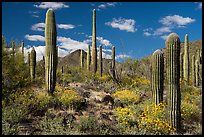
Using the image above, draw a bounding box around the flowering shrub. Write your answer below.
[54,89,82,109]
[114,107,137,127]
[132,77,150,86]
[137,102,176,135]
[112,90,140,104]
[98,74,111,81]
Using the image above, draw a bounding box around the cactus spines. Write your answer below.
[91,9,97,73]
[112,46,116,79]
[87,44,91,71]
[45,8,57,93]
[191,55,196,86]
[30,47,36,82]
[99,45,103,77]
[151,49,164,105]
[80,49,84,68]
[165,33,181,131]
[183,34,189,83]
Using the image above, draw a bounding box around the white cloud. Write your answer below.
[96,37,112,47]
[153,26,172,36]
[97,2,117,11]
[105,18,137,32]
[159,15,196,27]
[25,34,45,42]
[116,54,131,60]
[143,32,152,36]
[57,36,88,52]
[57,24,75,29]
[160,35,168,40]
[31,23,45,31]
[34,2,69,10]
[31,23,75,31]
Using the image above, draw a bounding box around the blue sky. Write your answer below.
[2,2,202,62]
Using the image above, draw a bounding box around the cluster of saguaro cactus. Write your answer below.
[99,46,103,77]
[87,44,91,71]
[30,47,36,82]
[45,9,57,93]
[91,9,97,73]
[165,33,181,131]
[80,49,84,68]
[183,34,189,83]
[151,49,164,105]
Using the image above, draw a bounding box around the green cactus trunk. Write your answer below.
[80,49,84,68]
[30,47,36,82]
[99,46,103,77]
[45,9,57,94]
[180,52,183,81]
[151,49,164,105]
[183,34,189,83]
[195,59,200,87]
[87,44,91,71]
[91,9,97,73]
[112,46,116,79]
[166,33,181,132]
[191,55,196,86]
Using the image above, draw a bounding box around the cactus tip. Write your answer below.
[165,33,180,45]
[153,49,163,55]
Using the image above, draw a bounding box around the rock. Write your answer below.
[101,95,114,105]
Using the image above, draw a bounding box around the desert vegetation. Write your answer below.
[2,8,202,135]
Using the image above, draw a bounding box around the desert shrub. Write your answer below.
[112,90,140,105]
[77,115,99,134]
[137,102,176,135]
[114,107,137,127]
[54,89,82,109]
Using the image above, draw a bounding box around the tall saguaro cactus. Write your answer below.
[99,45,103,77]
[180,52,183,80]
[151,49,164,105]
[45,9,57,93]
[191,55,196,86]
[30,47,36,82]
[183,34,189,83]
[21,40,24,55]
[195,59,200,87]
[87,44,91,71]
[12,41,15,57]
[165,33,181,132]
[91,9,97,73]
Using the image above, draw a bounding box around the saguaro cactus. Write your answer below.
[151,49,164,105]
[30,47,36,82]
[91,9,97,73]
[180,52,183,80]
[87,44,91,71]
[191,55,195,86]
[99,45,103,77]
[21,40,24,54]
[183,34,189,83]
[165,33,181,131]
[195,59,200,87]
[112,46,116,79]
[45,9,57,93]
[80,49,84,68]
[28,52,30,66]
